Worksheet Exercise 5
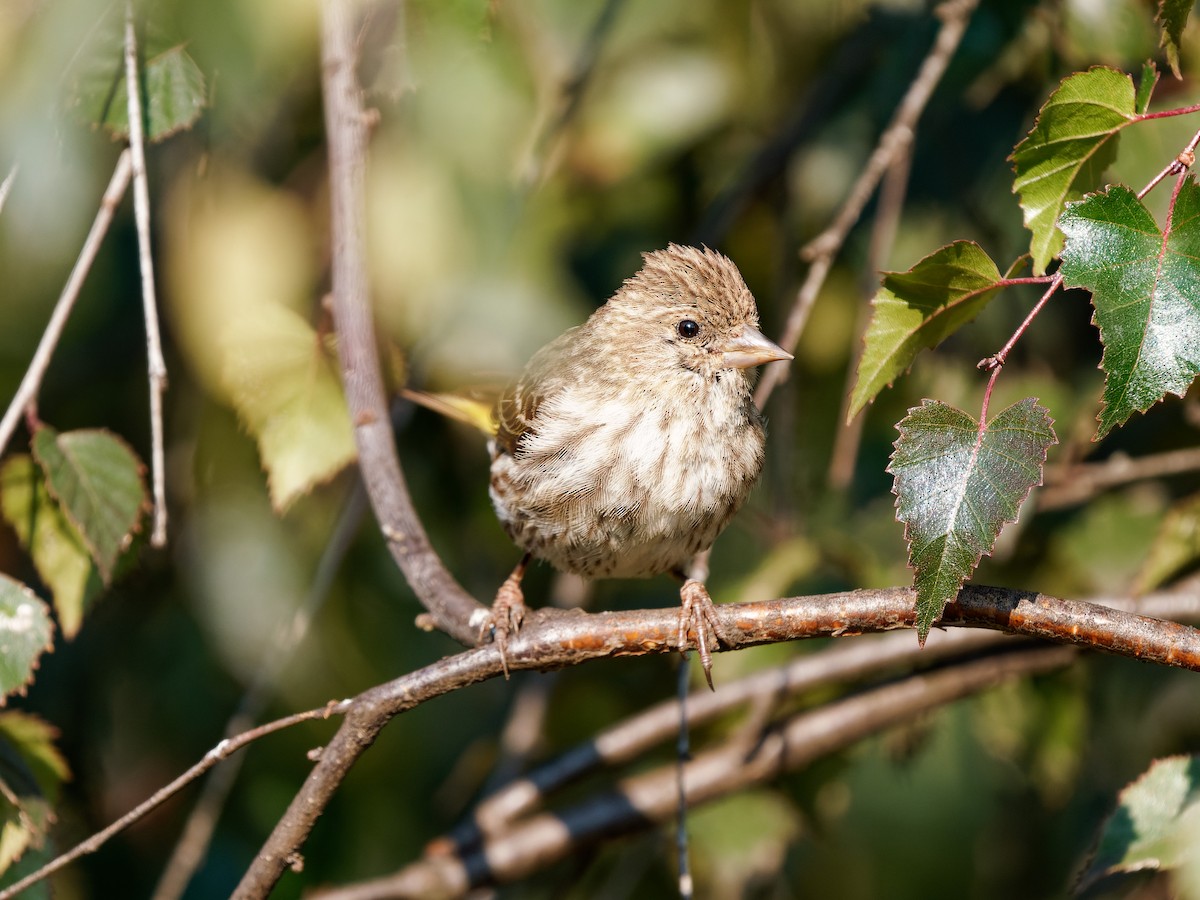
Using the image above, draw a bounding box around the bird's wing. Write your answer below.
[494,326,581,458]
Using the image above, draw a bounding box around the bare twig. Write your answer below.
[150,481,369,900]
[0,703,348,900]
[0,151,133,456]
[828,142,912,488]
[754,0,979,410]
[319,0,483,643]
[0,165,16,217]
[1041,446,1200,510]
[123,1,169,548]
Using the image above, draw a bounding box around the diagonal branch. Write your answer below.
[0,151,133,457]
[754,0,979,409]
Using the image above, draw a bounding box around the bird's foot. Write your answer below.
[475,574,527,679]
[678,579,727,690]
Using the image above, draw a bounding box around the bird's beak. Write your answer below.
[720,324,793,370]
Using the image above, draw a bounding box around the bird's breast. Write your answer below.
[489,375,766,578]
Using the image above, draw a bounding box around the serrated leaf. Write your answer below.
[221,304,357,511]
[0,456,103,639]
[1157,1,1193,78]
[31,427,148,583]
[0,713,67,876]
[0,578,53,703]
[68,21,206,143]
[1135,492,1200,593]
[849,242,1005,420]
[1058,181,1200,440]
[1011,67,1138,274]
[1077,755,1200,893]
[889,399,1057,642]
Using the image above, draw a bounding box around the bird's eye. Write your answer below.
[676,319,700,339]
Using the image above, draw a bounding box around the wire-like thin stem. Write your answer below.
[124,1,169,547]
[0,703,347,900]
[0,151,133,456]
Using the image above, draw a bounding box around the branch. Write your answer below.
[319,0,482,644]
[0,151,133,456]
[3,583,1194,898]
[1041,445,1200,510]
[316,644,1076,898]
[230,581,1200,897]
[123,1,169,548]
[754,0,979,409]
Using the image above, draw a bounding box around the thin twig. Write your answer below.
[754,0,980,410]
[0,151,133,456]
[0,703,348,900]
[0,165,16,217]
[123,1,169,548]
[828,142,912,488]
[150,481,369,900]
[514,0,625,191]
[1042,446,1200,509]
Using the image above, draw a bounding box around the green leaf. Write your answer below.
[1157,1,1193,78]
[31,427,148,583]
[1136,60,1160,114]
[1010,67,1138,274]
[0,577,53,703]
[221,305,357,511]
[68,21,206,143]
[0,456,103,639]
[0,713,67,877]
[849,242,1005,420]
[889,399,1057,643]
[1077,755,1200,893]
[1058,181,1200,440]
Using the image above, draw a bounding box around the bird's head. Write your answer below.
[607,244,792,380]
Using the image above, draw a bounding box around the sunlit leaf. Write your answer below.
[1157,1,1193,78]
[1058,181,1200,439]
[0,457,102,640]
[849,242,1005,420]
[0,578,53,704]
[0,713,67,877]
[1011,67,1138,274]
[1077,755,1200,893]
[31,428,148,583]
[222,304,357,512]
[890,399,1057,643]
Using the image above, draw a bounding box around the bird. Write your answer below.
[406,244,791,685]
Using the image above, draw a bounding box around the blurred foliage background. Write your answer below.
[3,0,1200,896]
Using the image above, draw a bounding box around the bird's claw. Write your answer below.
[486,573,527,678]
[678,579,727,690]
